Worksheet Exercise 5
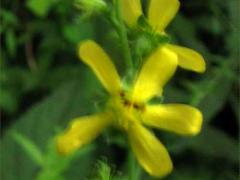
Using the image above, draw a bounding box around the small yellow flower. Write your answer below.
[57,40,203,177]
[120,0,206,73]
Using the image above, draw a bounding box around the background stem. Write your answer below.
[114,0,133,70]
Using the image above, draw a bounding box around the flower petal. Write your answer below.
[57,113,111,155]
[128,123,173,177]
[148,0,180,32]
[142,104,203,135]
[79,40,121,94]
[167,44,206,73]
[120,0,142,27]
[132,47,177,103]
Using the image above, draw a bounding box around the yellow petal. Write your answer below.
[120,0,142,27]
[57,113,111,155]
[132,47,177,103]
[167,44,206,73]
[142,104,203,135]
[128,123,173,177]
[148,0,180,32]
[79,40,121,94]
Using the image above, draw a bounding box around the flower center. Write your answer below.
[119,91,145,111]
[108,90,145,130]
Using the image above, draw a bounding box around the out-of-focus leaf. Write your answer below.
[165,164,237,180]
[96,161,112,180]
[0,9,18,25]
[0,88,18,114]
[11,131,44,166]
[62,22,94,44]
[195,16,222,34]
[36,139,95,180]
[190,125,238,163]
[170,14,209,55]
[43,66,82,90]
[36,173,64,180]
[194,77,232,123]
[0,70,102,180]
[169,14,234,123]
[166,168,212,180]
[167,125,238,163]
[229,92,240,123]
[191,58,236,123]
[0,9,18,32]
[6,29,17,57]
[164,84,189,103]
[26,0,56,17]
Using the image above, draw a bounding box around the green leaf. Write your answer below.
[97,161,112,180]
[192,76,232,123]
[195,16,223,34]
[0,88,18,114]
[190,125,238,163]
[167,125,238,163]
[167,168,212,180]
[62,22,94,44]
[229,92,240,123]
[6,29,17,57]
[170,14,209,54]
[0,9,18,32]
[166,164,237,180]
[36,139,95,180]
[190,58,235,123]
[11,131,44,166]
[26,0,56,17]
[1,70,102,180]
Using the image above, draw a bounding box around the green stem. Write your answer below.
[128,152,142,180]
[114,0,133,70]
[128,152,136,180]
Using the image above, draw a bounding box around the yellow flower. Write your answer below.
[57,40,203,177]
[120,0,206,73]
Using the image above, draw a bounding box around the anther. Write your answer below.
[133,103,145,111]
[119,91,125,98]
[124,99,131,107]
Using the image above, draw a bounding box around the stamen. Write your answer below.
[119,91,125,98]
[124,99,131,107]
[118,90,145,111]
[133,103,145,111]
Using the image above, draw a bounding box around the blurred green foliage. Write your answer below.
[0,0,239,179]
